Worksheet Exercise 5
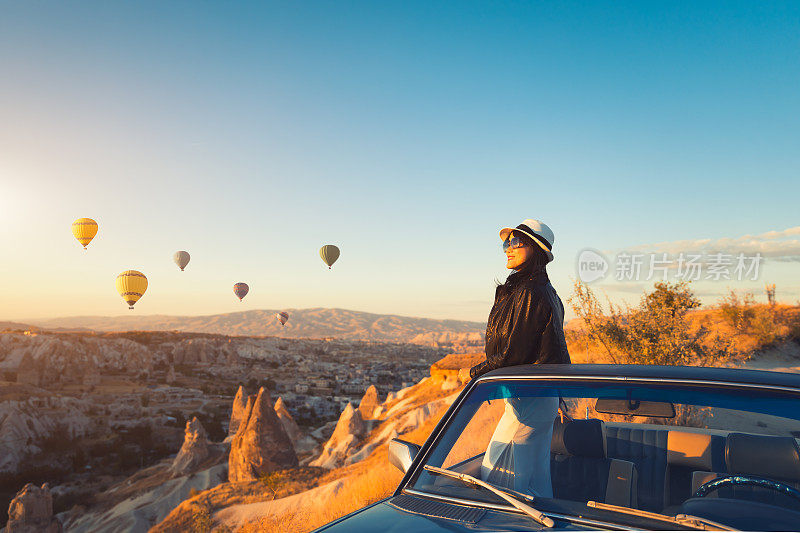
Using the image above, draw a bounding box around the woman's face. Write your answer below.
[505,232,535,270]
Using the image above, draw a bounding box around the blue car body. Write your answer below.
[313,364,800,531]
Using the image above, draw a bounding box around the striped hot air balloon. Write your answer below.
[319,245,340,269]
[276,311,289,327]
[116,270,148,310]
[72,218,98,250]
[233,282,249,301]
[173,251,190,271]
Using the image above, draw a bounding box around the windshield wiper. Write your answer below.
[586,501,738,531]
[424,465,554,528]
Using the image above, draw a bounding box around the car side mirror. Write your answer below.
[388,438,420,474]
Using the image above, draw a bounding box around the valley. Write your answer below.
[0,324,461,527]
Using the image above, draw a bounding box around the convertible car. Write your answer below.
[314,364,800,531]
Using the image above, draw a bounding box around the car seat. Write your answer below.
[550,419,638,507]
[690,432,800,511]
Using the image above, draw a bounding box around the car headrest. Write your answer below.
[725,433,800,481]
[668,430,715,470]
[551,418,605,458]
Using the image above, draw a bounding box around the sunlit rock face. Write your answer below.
[228,387,298,482]
[357,385,380,419]
[171,417,210,475]
[227,385,249,439]
[274,397,302,444]
[309,402,366,469]
[6,483,62,533]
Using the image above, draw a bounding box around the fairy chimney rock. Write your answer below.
[228,387,298,482]
[309,402,366,469]
[6,483,62,533]
[171,417,210,475]
[358,385,380,419]
[274,397,302,444]
[228,385,248,437]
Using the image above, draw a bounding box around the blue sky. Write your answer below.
[1,1,798,321]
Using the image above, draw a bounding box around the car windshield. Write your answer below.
[408,378,800,530]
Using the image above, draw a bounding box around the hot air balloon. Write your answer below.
[72,218,98,250]
[319,245,340,269]
[233,282,249,301]
[116,270,148,310]
[173,251,190,271]
[276,311,289,327]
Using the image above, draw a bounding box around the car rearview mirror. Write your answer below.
[595,397,676,418]
[388,438,421,473]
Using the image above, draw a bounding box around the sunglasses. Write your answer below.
[502,236,527,252]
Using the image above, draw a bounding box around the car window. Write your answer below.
[441,399,504,470]
[407,379,800,528]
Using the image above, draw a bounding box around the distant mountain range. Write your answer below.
[26,308,486,345]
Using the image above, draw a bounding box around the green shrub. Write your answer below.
[569,280,733,366]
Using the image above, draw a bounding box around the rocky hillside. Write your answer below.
[28,308,485,346]
[0,329,447,478]
[19,352,476,533]
[151,356,476,532]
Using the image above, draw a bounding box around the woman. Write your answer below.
[470,218,571,379]
[471,218,570,497]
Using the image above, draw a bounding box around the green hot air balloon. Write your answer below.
[173,251,190,271]
[319,245,340,269]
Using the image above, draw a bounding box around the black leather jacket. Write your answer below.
[470,265,571,379]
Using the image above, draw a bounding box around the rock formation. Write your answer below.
[228,387,298,482]
[165,364,177,385]
[310,402,366,469]
[15,351,41,386]
[274,397,302,444]
[0,333,154,387]
[171,417,210,475]
[6,483,62,533]
[1,395,92,474]
[357,385,380,419]
[430,352,483,390]
[227,385,248,438]
[82,368,100,387]
[170,338,241,365]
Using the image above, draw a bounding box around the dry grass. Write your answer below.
[235,461,401,533]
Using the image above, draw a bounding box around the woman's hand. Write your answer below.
[469,363,485,379]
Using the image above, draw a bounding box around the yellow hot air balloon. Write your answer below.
[319,245,340,269]
[116,270,148,310]
[72,218,98,249]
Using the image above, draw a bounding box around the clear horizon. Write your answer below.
[2,2,799,322]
